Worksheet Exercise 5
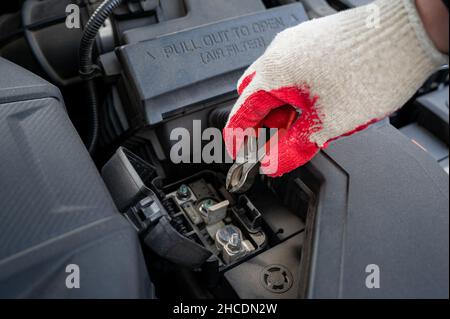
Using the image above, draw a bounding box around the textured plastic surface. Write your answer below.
[21,0,83,86]
[302,121,449,298]
[0,58,152,298]
[418,85,449,123]
[247,183,305,240]
[102,147,155,211]
[117,3,309,126]
[400,123,448,162]
[143,216,212,269]
[417,85,449,145]
[401,86,449,173]
[122,0,266,44]
[335,0,374,7]
[225,233,304,298]
[101,148,212,269]
[301,0,337,18]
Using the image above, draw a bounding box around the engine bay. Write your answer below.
[100,143,313,298]
[0,0,448,299]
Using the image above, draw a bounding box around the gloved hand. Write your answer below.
[224,0,448,177]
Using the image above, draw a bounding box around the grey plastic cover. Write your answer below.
[302,121,449,298]
[0,58,153,298]
[117,3,309,126]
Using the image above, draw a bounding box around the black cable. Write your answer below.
[79,0,124,153]
[84,80,100,152]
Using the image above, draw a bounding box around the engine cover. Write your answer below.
[116,3,309,127]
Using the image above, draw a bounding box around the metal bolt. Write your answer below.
[176,184,190,200]
[227,232,242,253]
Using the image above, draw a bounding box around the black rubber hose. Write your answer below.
[84,80,99,153]
[208,106,231,131]
[79,0,124,153]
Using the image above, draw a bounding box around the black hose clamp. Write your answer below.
[79,64,102,80]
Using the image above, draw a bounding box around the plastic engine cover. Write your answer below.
[0,58,152,298]
[117,3,309,127]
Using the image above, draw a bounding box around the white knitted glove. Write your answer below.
[224,0,448,177]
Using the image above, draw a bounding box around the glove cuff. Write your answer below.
[310,0,448,147]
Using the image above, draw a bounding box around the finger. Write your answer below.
[237,71,256,95]
[260,109,321,177]
[262,105,298,128]
[224,83,285,159]
[225,84,319,161]
[231,84,318,131]
[237,59,261,94]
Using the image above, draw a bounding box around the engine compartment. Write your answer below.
[0,0,448,299]
[100,143,313,298]
[97,3,315,298]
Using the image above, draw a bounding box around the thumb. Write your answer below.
[260,111,321,177]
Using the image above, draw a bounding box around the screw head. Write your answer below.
[176,184,191,199]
